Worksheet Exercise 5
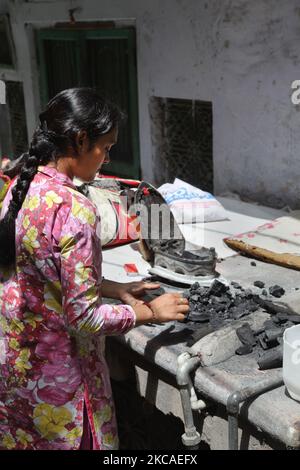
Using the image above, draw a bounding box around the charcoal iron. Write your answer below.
[134,181,218,286]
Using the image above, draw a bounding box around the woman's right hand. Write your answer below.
[149,292,190,322]
[133,292,190,325]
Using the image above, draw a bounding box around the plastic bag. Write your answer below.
[158,178,227,224]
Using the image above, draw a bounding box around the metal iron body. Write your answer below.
[134,181,218,285]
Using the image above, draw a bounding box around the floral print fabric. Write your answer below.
[0,166,136,450]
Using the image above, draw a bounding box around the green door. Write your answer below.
[36,28,140,179]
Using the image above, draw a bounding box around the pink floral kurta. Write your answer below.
[0,166,136,450]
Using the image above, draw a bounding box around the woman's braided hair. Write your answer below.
[0,87,124,267]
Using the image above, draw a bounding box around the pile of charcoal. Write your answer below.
[183,279,264,329]
[183,279,300,369]
[236,299,300,370]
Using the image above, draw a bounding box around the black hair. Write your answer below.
[0,87,124,267]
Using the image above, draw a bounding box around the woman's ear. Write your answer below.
[75,130,88,154]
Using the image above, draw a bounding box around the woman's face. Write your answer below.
[71,127,118,182]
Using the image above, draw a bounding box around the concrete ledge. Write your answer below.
[189,309,270,366]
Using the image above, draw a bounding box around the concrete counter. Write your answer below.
[105,254,300,449]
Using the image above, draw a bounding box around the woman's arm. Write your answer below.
[58,193,189,334]
[58,199,136,335]
[101,278,161,305]
[101,279,126,300]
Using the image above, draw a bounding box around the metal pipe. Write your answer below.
[227,373,283,450]
[190,384,206,411]
[177,352,205,449]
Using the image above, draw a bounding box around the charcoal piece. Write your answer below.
[262,289,268,296]
[236,323,256,347]
[190,294,200,302]
[231,281,242,289]
[276,312,290,323]
[236,344,253,355]
[257,346,283,370]
[248,301,259,312]
[254,297,288,316]
[191,282,200,291]
[214,304,226,313]
[254,327,265,336]
[244,289,253,298]
[258,334,269,350]
[272,315,280,324]
[254,281,265,289]
[223,313,230,320]
[263,319,277,330]
[265,338,280,348]
[238,292,247,300]
[208,280,229,297]
[197,287,208,297]
[264,327,284,345]
[269,285,285,298]
[218,296,231,305]
[233,297,244,307]
[188,311,210,323]
[284,314,300,324]
[231,307,249,320]
[251,261,257,266]
[210,295,223,303]
[189,303,201,312]
[183,290,190,299]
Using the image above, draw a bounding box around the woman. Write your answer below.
[0,88,189,450]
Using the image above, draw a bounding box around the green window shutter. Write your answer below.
[36,30,82,105]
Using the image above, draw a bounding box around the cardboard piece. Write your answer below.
[225,211,300,270]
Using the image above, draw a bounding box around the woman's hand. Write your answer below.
[101,280,190,324]
[133,292,190,325]
[149,292,190,322]
[117,281,161,306]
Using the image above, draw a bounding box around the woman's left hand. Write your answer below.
[117,281,161,307]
